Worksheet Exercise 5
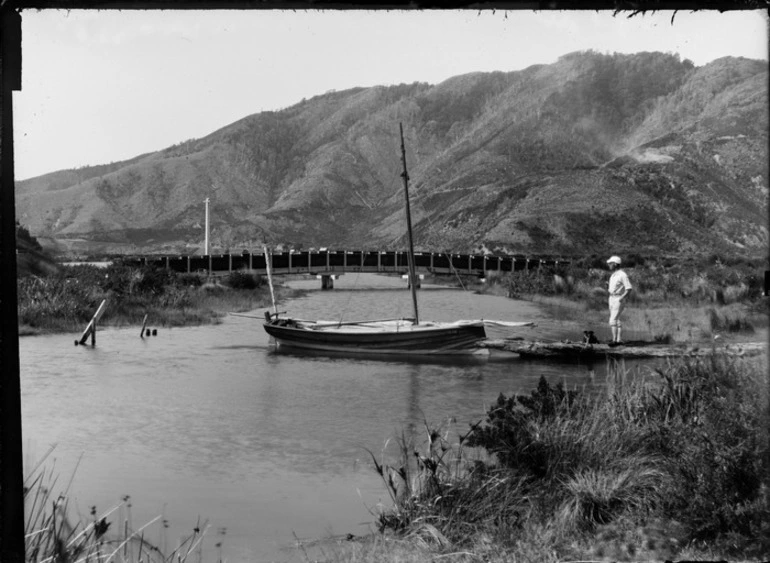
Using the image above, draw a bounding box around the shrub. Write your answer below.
[368,420,529,546]
[159,287,193,308]
[464,377,581,476]
[504,268,564,298]
[17,275,101,329]
[640,356,769,546]
[16,221,42,250]
[130,266,175,295]
[175,272,203,288]
[225,270,263,290]
[96,264,176,296]
[708,305,754,333]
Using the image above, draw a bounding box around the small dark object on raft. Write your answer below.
[479,339,765,359]
[583,330,600,344]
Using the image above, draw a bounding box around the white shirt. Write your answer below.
[608,269,632,297]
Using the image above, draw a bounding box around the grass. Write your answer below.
[482,254,768,344]
[338,353,770,562]
[23,449,211,563]
[17,263,292,335]
[531,294,766,344]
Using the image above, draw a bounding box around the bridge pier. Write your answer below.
[403,273,422,289]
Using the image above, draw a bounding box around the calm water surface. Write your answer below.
[20,274,649,562]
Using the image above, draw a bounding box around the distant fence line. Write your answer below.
[120,249,569,278]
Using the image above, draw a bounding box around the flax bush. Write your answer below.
[367,421,529,548]
[372,355,770,559]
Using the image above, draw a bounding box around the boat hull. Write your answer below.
[263,320,487,356]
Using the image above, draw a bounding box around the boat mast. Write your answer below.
[399,122,420,325]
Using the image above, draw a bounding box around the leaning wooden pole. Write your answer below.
[0,8,25,562]
[399,123,419,324]
[78,299,107,346]
[263,245,278,316]
[140,314,148,338]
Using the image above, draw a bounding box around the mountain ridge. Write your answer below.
[16,50,768,257]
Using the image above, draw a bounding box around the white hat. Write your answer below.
[607,255,622,265]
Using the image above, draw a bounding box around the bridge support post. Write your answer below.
[405,273,421,289]
[321,275,334,290]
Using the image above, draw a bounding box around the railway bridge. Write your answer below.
[123,249,568,289]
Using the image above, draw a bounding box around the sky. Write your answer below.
[13,9,769,180]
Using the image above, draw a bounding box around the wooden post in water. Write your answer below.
[78,299,107,346]
[140,314,148,339]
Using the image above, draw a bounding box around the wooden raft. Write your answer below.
[479,339,766,359]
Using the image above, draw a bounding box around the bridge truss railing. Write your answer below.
[123,250,567,278]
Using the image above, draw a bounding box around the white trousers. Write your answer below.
[608,295,625,327]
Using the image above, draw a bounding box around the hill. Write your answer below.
[15,50,768,258]
[15,222,60,276]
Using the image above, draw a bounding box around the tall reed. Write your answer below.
[23,451,211,563]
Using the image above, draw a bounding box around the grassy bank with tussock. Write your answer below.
[479,253,768,344]
[17,263,288,335]
[331,354,769,562]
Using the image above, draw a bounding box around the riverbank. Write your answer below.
[329,353,770,562]
[475,254,768,347]
[17,263,300,336]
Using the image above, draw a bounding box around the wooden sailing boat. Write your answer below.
[262,124,532,356]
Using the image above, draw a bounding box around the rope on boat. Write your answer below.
[335,265,365,327]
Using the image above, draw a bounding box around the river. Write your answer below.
[19,274,650,562]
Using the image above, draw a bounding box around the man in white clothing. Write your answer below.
[607,255,632,344]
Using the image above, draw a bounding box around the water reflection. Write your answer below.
[406,363,421,431]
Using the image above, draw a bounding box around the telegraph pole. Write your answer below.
[204,197,210,255]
